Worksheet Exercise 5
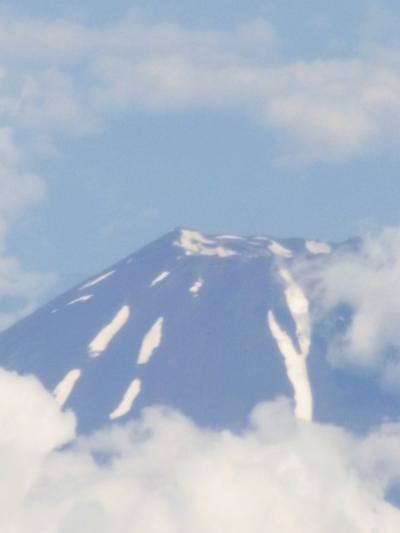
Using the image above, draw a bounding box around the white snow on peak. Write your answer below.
[268,240,293,258]
[305,240,332,255]
[137,317,164,365]
[79,270,115,290]
[66,294,93,306]
[53,369,81,407]
[216,234,243,240]
[268,311,313,422]
[174,229,236,258]
[279,269,311,355]
[267,268,313,422]
[110,378,141,420]
[189,277,204,296]
[88,305,130,357]
[150,271,170,287]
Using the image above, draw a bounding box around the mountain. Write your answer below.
[0,228,397,434]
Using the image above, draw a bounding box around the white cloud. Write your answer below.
[0,255,55,300]
[93,55,400,165]
[0,369,75,528]
[0,255,55,331]
[0,11,399,164]
[84,43,400,165]
[296,227,400,387]
[1,369,400,532]
[0,127,54,330]
[0,125,56,329]
[0,128,44,218]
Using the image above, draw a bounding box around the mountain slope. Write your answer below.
[0,228,397,433]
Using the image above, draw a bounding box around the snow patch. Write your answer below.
[306,240,331,255]
[53,369,81,407]
[267,269,313,422]
[110,378,141,420]
[88,305,130,357]
[66,294,93,306]
[189,278,204,296]
[79,270,115,290]
[174,229,236,258]
[279,269,311,355]
[268,311,312,422]
[269,241,293,258]
[150,271,170,287]
[137,317,164,365]
[216,234,243,240]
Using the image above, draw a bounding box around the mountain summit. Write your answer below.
[0,228,396,433]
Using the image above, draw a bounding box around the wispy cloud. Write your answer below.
[297,227,400,389]
[0,11,400,164]
[0,127,54,328]
[1,368,400,532]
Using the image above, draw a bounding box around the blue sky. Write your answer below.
[2,0,400,323]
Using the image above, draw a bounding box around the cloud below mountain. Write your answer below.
[2,368,400,532]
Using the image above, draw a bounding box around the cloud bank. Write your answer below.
[2,368,400,532]
[1,11,400,165]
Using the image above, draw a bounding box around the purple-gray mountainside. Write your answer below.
[0,229,396,434]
